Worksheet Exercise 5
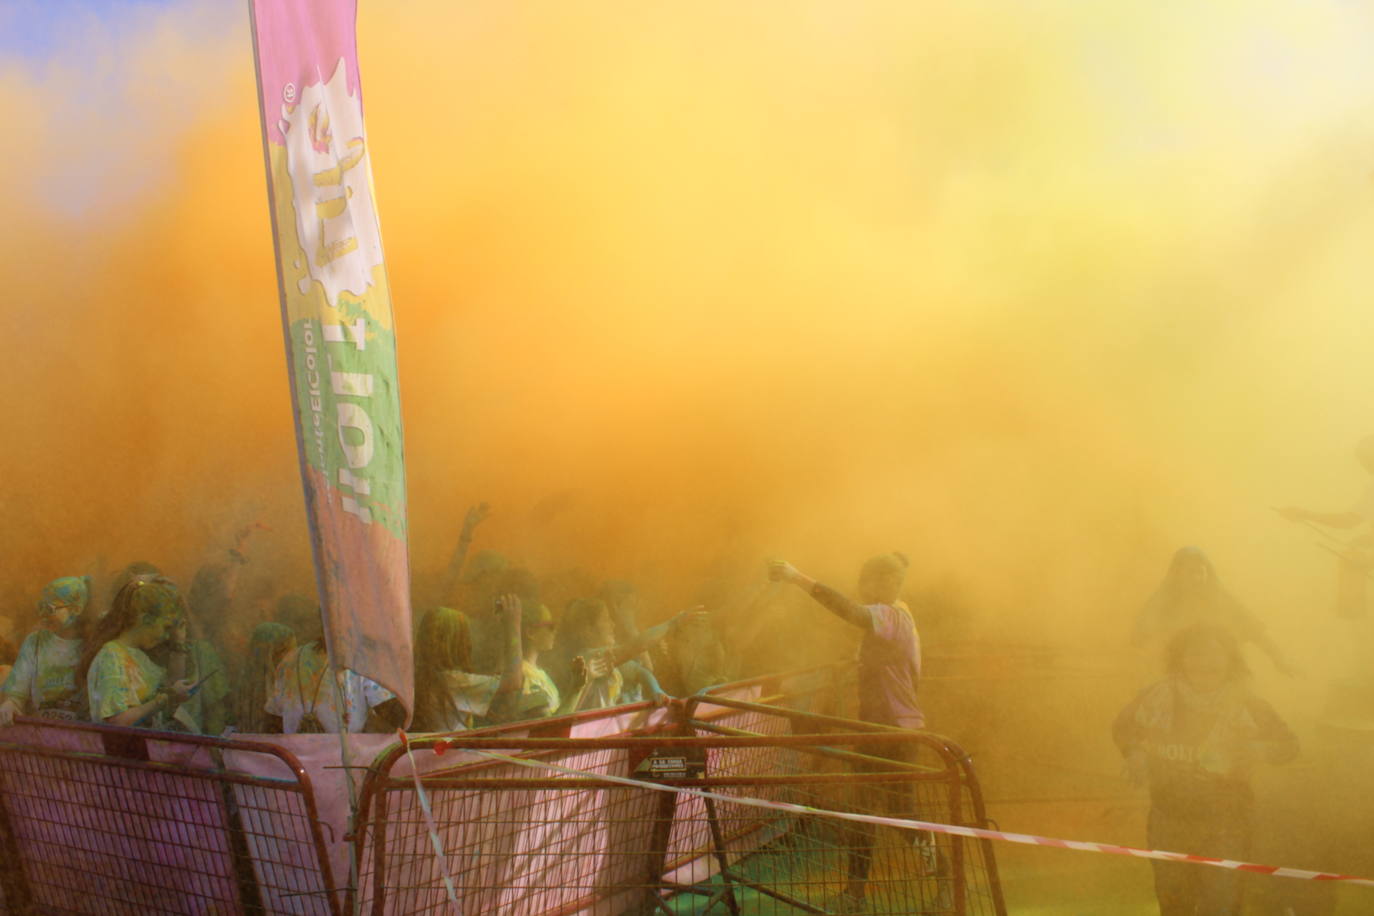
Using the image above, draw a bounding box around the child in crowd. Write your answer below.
[1114,624,1298,916]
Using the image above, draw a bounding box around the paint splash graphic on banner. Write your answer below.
[251,0,412,715]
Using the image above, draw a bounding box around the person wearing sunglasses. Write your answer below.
[0,576,95,725]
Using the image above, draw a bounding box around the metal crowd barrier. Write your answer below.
[0,717,337,916]
[351,701,1006,915]
[0,662,1002,915]
[683,694,1007,916]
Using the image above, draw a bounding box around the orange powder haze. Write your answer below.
[2,0,1373,664]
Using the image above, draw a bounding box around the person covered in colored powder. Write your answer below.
[553,598,670,712]
[486,598,572,722]
[652,604,730,697]
[79,575,195,729]
[263,597,405,734]
[769,552,947,912]
[1114,623,1298,916]
[234,622,296,734]
[1132,547,1295,676]
[0,576,97,724]
[157,599,232,735]
[412,595,524,732]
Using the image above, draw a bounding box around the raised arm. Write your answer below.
[624,659,670,705]
[603,607,707,667]
[1277,506,1364,529]
[768,561,873,630]
[494,593,525,694]
[440,503,490,603]
[222,521,269,599]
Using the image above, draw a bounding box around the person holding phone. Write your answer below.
[78,576,195,730]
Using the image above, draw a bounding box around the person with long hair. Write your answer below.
[486,595,671,723]
[653,608,729,697]
[1114,624,1298,915]
[151,597,231,735]
[79,576,194,729]
[1133,547,1294,675]
[264,596,404,734]
[0,576,96,724]
[554,598,669,711]
[233,622,295,734]
[413,596,522,732]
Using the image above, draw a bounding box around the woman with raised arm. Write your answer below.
[79,576,194,730]
[0,576,96,725]
[486,595,675,723]
[488,599,564,722]
[413,594,523,732]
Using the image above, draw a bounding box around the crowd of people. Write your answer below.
[5,455,1365,916]
[0,505,778,737]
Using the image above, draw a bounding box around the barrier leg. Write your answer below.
[641,788,680,915]
[0,786,31,915]
[702,794,743,916]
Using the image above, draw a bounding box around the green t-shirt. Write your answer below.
[172,640,230,735]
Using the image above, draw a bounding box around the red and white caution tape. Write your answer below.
[441,746,1374,890]
[398,732,462,913]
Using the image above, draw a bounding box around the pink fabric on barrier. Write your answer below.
[227,732,394,911]
[0,726,240,914]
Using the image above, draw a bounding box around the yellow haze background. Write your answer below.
[1,0,1372,670]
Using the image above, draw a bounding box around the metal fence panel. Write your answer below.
[0,719,338,916]
[353,709,1005,915]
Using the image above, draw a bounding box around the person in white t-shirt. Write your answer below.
[263,603,404,734]
[413,595,523,732]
